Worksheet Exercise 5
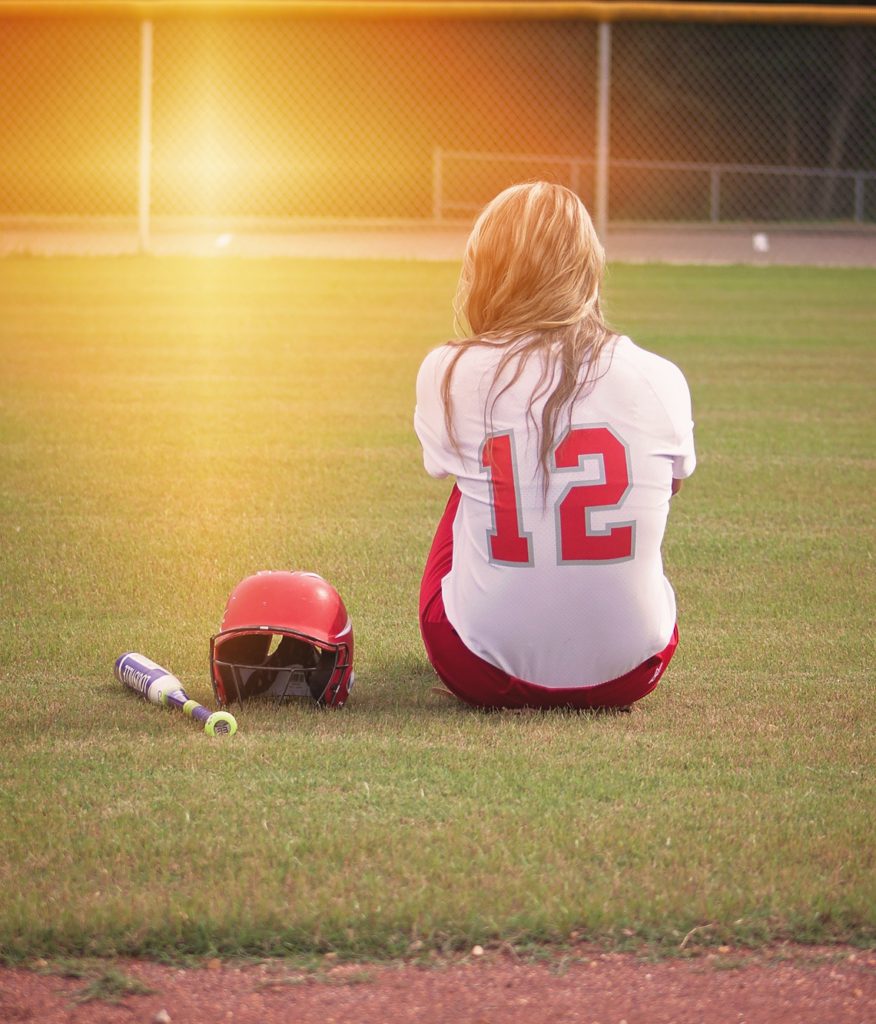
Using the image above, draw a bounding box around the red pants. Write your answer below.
[418,486,678,710]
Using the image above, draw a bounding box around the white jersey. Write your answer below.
[414,334,696,688]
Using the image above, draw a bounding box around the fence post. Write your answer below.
[853,174,865,224]
[138,19,153,253]
[570,159,581,197]
[432,147,443,223]
[594,20,611,242]
[710,168,721,223]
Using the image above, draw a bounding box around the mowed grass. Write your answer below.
[0,256,873,961]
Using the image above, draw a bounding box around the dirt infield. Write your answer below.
[2,946,874,1024]
[1,220,874,266]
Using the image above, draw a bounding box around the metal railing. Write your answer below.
[434,150,876,225]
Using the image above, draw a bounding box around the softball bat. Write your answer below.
[114,652,238,736]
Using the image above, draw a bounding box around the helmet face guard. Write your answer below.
[211,571,354,709]
[210,627,352,707]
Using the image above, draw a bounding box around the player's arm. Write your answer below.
[415,347,456,478]
[672,477,683,496]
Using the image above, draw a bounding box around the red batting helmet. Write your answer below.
[210,571,354,707]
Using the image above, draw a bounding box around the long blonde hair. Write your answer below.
[441,181,615,493]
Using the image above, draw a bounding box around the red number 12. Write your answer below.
[480,426,634,566]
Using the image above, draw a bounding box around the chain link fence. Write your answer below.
[1,5,874,250]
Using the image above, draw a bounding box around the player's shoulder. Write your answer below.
[609,335,691,396]
[418,340,499,390]
[417,342,457,379]
[416,343,451,393]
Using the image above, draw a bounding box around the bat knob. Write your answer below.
[204,711,238,737]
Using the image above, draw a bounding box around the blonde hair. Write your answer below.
[441,181,614,493]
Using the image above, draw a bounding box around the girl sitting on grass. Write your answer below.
[415,182,695,710]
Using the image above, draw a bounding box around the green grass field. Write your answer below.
[0,256,873,962]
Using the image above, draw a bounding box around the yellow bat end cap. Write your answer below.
[205,711,238,737]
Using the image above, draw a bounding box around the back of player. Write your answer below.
[414,182,695,710]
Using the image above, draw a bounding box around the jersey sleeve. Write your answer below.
[414,346,455,479]
[672,419,696,480]
[637,347,696,480]
[662,361,697,480]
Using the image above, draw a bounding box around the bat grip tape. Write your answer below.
[184,700,210,723]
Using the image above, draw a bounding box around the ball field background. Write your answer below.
[0,253,873,962]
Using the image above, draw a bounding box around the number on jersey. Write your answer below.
[479,426,635,566]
